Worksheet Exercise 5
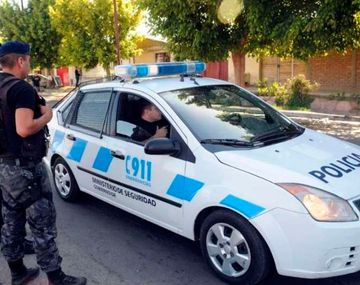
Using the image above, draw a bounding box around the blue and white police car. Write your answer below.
[45,62,360,284]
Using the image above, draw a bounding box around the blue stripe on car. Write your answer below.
[92,147,113,172]
[66,138,87,162]
[166,174,204,201]
[220,195,265,218]
[51,130,65,152]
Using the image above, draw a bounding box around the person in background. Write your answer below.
[31,72,41,92]
[75,68,81,87]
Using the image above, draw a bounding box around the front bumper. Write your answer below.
[253,208,360,278]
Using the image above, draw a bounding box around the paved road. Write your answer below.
[2,184,360,285]
[0,96,359,284]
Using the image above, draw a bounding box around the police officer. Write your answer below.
[0,41,86,285]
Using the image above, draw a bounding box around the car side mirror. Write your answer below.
[144,138,181,155]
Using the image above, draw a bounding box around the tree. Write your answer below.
[141,0,360,85]
[245,0,360,59]
[140,0,248,85]
[49,0,142,73]
[0,0,61,69]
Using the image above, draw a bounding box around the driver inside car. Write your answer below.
[131,99,169,143]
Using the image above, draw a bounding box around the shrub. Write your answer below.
[268,81,288,106]
[285,74,318,109]
[256,75,319,109]
[256,79,269,96]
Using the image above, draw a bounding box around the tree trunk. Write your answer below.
[232,50,245,86]
[113,0,121,65]
[105,67,111,77]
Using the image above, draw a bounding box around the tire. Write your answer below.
[200,210,271,285]
[52,157,80,201]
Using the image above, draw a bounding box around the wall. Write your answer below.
[245,56,260,85]
[203,61,228,81]
[261,57,306,83]
[260,50,360,92]
[308,50,359,92]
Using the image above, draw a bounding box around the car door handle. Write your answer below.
[110,150,125,160]
[66,134,76,141]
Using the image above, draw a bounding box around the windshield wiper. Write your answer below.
[251,125,304,142]
[200,139,257,147]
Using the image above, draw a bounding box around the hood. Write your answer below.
[215,129,360,200]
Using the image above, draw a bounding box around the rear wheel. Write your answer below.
[200,210,271,284]
[52,157,80,201]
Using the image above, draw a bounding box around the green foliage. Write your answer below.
[286,75,317,109]
[269,82,287,106]
[0,0,61,68]
[139,0,247,61]
[329,92,360,106]
[257,75,318,109]
[245,0,360,59]
[256,79,269,96]
[353,94,360,106]
[50,0,142,70]
[256,80,287,105]
[328,91,347,101]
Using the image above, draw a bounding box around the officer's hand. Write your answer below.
[40,105,53,122]
[154,126,168,138]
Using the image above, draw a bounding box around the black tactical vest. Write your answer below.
[0,76,47,161]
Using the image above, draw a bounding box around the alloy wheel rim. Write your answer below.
[54,163,71,196]
[206,223,251,277]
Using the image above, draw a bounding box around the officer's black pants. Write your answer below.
[0,161,62,272]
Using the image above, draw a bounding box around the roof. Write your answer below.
[81,76,230,94]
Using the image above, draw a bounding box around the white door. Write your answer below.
[87,92,193,231]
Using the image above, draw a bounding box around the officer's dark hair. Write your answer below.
[0,53,27,68]
[138,99,154,115]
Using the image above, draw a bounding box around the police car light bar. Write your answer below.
[114,61,206,78]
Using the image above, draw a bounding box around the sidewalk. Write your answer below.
[39,86,75,104]
[281,109,360,122]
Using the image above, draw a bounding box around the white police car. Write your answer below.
[45,62,360,284]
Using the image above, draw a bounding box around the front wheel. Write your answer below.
[52,157,80,201]
[200,210,271,284]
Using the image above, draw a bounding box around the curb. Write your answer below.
[280,110,360,122]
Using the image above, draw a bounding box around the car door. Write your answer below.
[62,88,116,202]
[90,91,192,231]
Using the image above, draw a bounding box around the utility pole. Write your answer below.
[113,0,121,65]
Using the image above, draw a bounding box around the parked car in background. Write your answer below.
[26,74,54,89]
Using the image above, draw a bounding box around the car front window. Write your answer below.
[161,85,303,147]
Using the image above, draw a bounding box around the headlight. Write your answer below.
[278,183,358,222]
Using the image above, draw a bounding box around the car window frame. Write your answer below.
[65,88,115,138]
[109,90,196,163]
[111,91,173,145]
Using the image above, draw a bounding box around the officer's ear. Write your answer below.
[17,55,26,67]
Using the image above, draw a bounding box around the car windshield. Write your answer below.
[160,84,304,147]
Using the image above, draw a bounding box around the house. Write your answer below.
[55,36,171,86]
